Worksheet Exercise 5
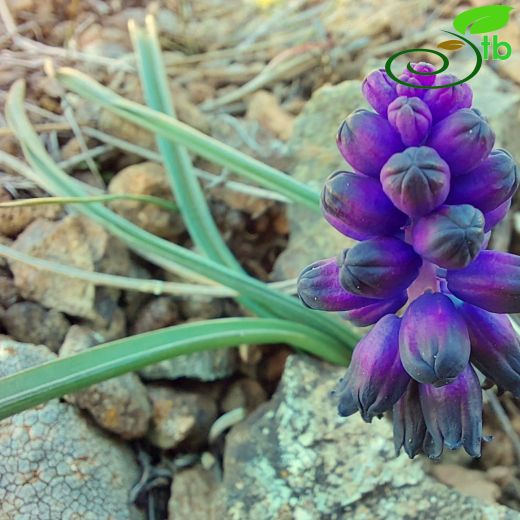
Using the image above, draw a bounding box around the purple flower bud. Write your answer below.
[339,237,422,299]
[337,110,404,178]
[393,381,427,458]
[321,171,407,240]
[411,205,485,269]
[362,68,398,116]
[458,302,520,397]
[484,198,511,232]
[419,364,483,458]
[387,96,432,147]
[446,250,520,313]
[336,314,410,422]
[447,149,519,213]
[399,292,470,386]
[381,146,450,217]
[396,74,423,98]
[407,62,436,86]
[423,74,473,122]
[297,256,382,312]
[341,292,407,327]
[427,109,495,175]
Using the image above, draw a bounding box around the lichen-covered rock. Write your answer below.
[147,385,218,450]
[168,465,219,520]
[60,326,151,439]
[0,339,143,519]
[108,162,185,240]
[217,356,517,519]
[1,302,70,352]
[273,81,364,280]
[139,349,237,381]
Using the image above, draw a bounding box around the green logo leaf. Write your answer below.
[453,5,514,34]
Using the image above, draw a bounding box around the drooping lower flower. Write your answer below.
[335,314,410,422]
[419,364,484,458]
[297,64,520,460]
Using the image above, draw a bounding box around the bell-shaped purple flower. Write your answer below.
[337,110,404,178]
[381,146,450,217]
[447,149,519,213]
[339,237,422,299]
[419,364,483,458]
[297,256,382,312]
[427,109,495,175]
[342,292,407,327]
[387,96,432,147]
[321,170,407,240]
[484,198,511,232]
[458,302,520,397]
[399,292,470,386]
[336,314,410,422]
[423,74,473,122]
[393,381,427,458]
[446,250,520,313]
[406,62,436,86]
[411,204,485,269]
[362,68,398,116]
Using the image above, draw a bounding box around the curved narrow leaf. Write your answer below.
[453,5,514,35]
[437,40,466,50]
[0,318,349,421]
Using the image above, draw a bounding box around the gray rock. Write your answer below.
[9,216,96,319]
[131,296,179,335]
[108,162,185,240]
[0,339,143,519]
[147,385,217,450]
[60,326,152,439]
[140,349,237,382]
[168,464,219,520]
[217,356,518,519]
[1,302,70,352]
[8,214,133,321]
[273,81,364,280]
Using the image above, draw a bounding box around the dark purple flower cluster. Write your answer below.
[297,63,520,459]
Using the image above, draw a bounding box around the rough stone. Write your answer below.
[0,202,61,238]
[131,296,179,335]
[0,275,18,308]
[217,355,518,519]
[1,302,70,352]
[9,216,96,318]
[147,385,218,450]
[60,325,151,439]
[273,81,363,280]
[8,214,132,321]
[168,465,219,520]
[108,162,185,240]
[221,378,267,414]
[139,348,237,382]
[134,296,235,382]
[0,338,143,519]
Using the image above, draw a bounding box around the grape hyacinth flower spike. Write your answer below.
[297,63,520,459]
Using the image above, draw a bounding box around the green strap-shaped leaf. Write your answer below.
[0,318,349,421]
[453,5,514,35]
